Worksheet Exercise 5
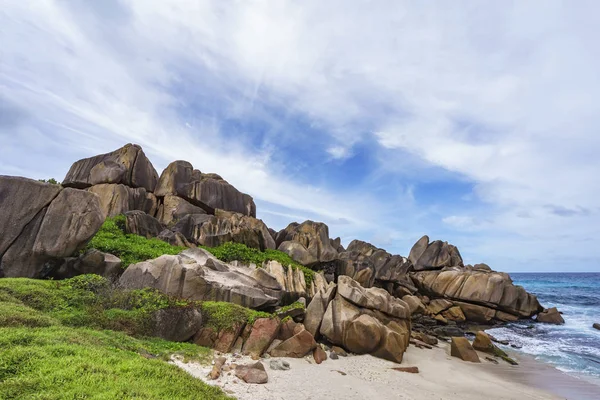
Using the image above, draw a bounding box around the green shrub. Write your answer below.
[200,301,271,332]
[0,303,57,328]
[37,178,58,184]
[86,216,185,268]
[204,242,316,285]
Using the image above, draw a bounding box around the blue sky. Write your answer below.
[1,1,599,272]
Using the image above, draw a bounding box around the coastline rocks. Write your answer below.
[118,248,281,309]
[594,323,600,330]
[412,268,543,319]
[156,160,256,217]
[276,221,338,266]
[408,235,463,271]
[450,337,480,363]
[472,331,494,353]
[335,240,412,291]
[63,143,158,192]
[536,307,565,325]
[319,276,411,363]
[0,181,104,278]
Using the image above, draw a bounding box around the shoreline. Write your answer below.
[172,342,600,400]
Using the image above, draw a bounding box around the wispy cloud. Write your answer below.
[2,1,599,271]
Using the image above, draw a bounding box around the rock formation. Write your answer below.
[0,177,104,278]
[315,276,411,363]
[536,307,565,324]
[408,235,463,271]
[276,221,338,266]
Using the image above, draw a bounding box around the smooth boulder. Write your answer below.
[536,307,565,325]
[276,221,338,266]
[408,235,463,271]
[450,337,480,363]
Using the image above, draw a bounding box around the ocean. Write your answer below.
[487,272,600,382]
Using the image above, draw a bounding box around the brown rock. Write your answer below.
[156,195,207,226]
[402,295,425,314]
[304,284,337,337]
[442,306,466,322]
[409,236,463,271]
[235,362,268,384]
[331,346,347,357]
[411,331,438,346]
[276,221,338,266]
[392,366,419,373]
[456,302,496,323]
[450,337,480,363]
[193,327,218,348]
[242,318,280,358]
[472,331,494,352]
[495,310,519,322]
[536,307,565,324]
[89,183,157,218]
[426,299,454,315]
[214,323,245,353]
[313,346,328,364]
[270,328,317,358]
[278,319,300,341]
[210,357,227,380]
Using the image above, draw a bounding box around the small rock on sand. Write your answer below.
[392,366,419,373]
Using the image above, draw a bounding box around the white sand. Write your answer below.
[171,343,570,400]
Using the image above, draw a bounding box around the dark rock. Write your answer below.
[152,307,202,342]
[536,307,565,324]
[593,323,600,330]
[411,331,438,346]
[54,249,122,279]
[1,186,104,278]
[63,143,158,192]
[486,357,499,364]
[330,351,339,359]
[124,211,164,238]
[432,325,464,338]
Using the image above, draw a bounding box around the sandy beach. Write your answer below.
[172,343,600,400]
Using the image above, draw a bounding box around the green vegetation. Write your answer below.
[204,242,316,285]
[38,178,59,184]
[0,326,229,399]
[277,301,305,314]
[0,276,232,399]
[86,215,185,268]
[200,301,271,332]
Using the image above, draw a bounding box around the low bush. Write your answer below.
[204,242,316,285]
[200,301,271,332]
[86,216,185,268]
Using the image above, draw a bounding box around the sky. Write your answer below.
[1,1,599,272]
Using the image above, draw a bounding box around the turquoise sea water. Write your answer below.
[487,273,600,380]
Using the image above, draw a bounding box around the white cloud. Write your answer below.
[2,0,600,271]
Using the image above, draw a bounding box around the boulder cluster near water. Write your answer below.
[0,143,565,377]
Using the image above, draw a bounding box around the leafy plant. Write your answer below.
[37,178,58,184]
[200,301,271,332]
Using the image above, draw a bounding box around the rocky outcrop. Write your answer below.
[171,210,275,251]
[54,249,122,279]
[411,267,542,319]
[63,143,159,192]
[155,160,256,217]
[536,307,565,324]
[317,276,411,363]
[335,240,413,293]
[276,221,338,266]
[269,324,317,358]
[408,235,463,271]
[0,178,104,278]
[242,318,281,357]
[155,195,206,226]
[118,248,281,309]
[124,211,164,238]
[151,307,202,342]
[88,184,157,218]
[304,284,336,337]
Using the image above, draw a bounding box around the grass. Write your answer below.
[86,215,185,268]
[0,276,235,399]
[0,326,229,400]
[203,242,316,285]
[200,301,272,332]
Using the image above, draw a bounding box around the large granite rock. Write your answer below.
[118,248,282,309]
[411,267,543,319]
[276,221,338,266]
[88,184,157,218]
[335,240,413,292]
[304,284,337,337]
[319,276,411,363]
[408,235,463,271]
[155,194,206,226]
[536,307,565,325]
[124,211,164,238]
[269,325,317,358]
[0,182,104,278]
[170,210,275,251]
[152,307,202,342]
[155,160,256,217]
[63,144,158,192]
[54,249,122,279]
[450,337,480,363]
